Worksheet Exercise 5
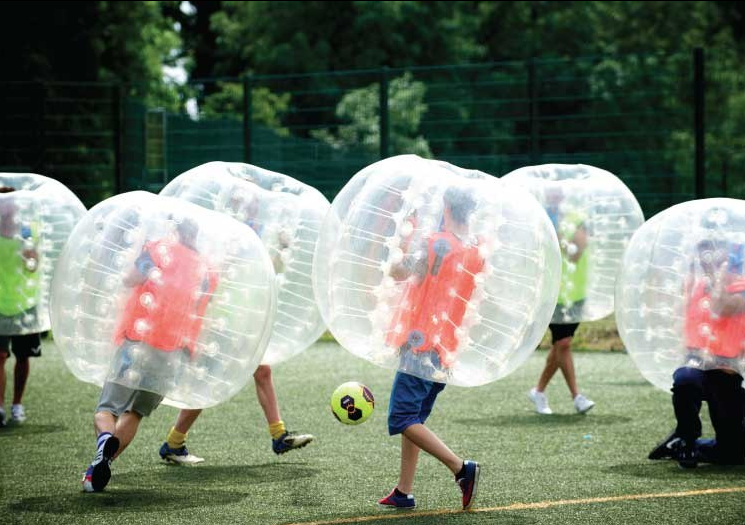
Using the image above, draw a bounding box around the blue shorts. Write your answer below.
[388,371,446,435]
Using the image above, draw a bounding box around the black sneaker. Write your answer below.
[648,430,683,460]
[675,439,699,469]
[456,460,480,510]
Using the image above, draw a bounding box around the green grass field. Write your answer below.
[1,338,744,524]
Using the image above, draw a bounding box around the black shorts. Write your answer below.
[0,333,42,359]
[548,323,580,344]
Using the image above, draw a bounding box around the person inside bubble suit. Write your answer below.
[0,186,41,427]
[528,183,595,415]
[379,186,482,511]
[157,192,313,465]
[82,215,220,492]
[649,233,745,468]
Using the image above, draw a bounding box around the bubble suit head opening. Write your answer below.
[616,198,745,391]
[313,155,561,386]
[160,162,330,366]
[50,192,277,409]
[502,164,644,323]
[0,173,86,335]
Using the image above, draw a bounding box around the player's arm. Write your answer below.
[711,263,745,315]
[390,240,428,282]
[20,225,39,272]
[123,249,155,287]
[567,223,587,263]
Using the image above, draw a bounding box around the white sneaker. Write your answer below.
[528,388,553,415]
[159,442,205,465]
[11,404,26,423]
[573,394,595,414]
[0,407,6,427]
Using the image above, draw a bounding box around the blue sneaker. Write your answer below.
[159,442,204,465]
[456,460,480,510]
[82,436,120,492]
[378,488,416,509]
[272,431,314,455]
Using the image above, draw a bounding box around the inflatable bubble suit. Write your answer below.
[161,162,330,365]
[313,155,561,386]
[50,192,276,408]
[0,173,86,335]
[616,198,745,391]
[502,164,644,323]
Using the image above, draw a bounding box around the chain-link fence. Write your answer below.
[1,49,738,215]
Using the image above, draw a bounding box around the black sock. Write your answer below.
[455,462,466,480]
[394,487,408,497]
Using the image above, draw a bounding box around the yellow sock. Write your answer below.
[167,427,187,449]
[269,420,286,440]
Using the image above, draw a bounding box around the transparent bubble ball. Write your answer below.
[502,164,644,323]
[0,173,86,335]
[313,155,561,386]
[616,198,745,391]
[50,192,277,409]
[161,162,330,366]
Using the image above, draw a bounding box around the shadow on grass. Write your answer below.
[598,380,651,387]
[0,424,64,437]
[302,511,537,525]
[605,461,745,480]
[6,488,249,515]
[457,414,632,427]
[117,462,320,486]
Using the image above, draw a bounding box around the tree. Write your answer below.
[311,72,431,157]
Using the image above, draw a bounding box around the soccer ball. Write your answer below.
[330,382,374,425]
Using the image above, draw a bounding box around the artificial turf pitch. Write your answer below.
[1,339,744,524]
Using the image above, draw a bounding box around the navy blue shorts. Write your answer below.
[388,371,446,435]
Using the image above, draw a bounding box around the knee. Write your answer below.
[253,364,272,383]
[553,338,572,354]
[673,367,704,390]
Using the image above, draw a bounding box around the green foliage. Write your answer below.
[311,72,431,157]
[201,82,291,135]
[210,1,485,76]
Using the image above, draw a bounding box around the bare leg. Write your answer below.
[254,365,281,424]
[173,409,202,434]
[94,410,117,436]
[397,434,421,494]
[554,337,579,399]
[112,411,143,458]
[12,357,29,404]
[536,343,561,392]
[402,423,462,474]
[537,337,578,398]
[0,352,7,409]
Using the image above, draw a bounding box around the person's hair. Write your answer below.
[443,186,477,225]
[0,186,15,193]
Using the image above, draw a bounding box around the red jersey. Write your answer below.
[114,240,219,354]
[684,279,745,358]
[387,231,484,367]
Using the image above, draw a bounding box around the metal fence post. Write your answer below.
[528,58,539,163]
[243,74,253,164]
[694,47,705,199]
[112,83,123,194]
[380,66,389,159]
[35,82,46,173]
